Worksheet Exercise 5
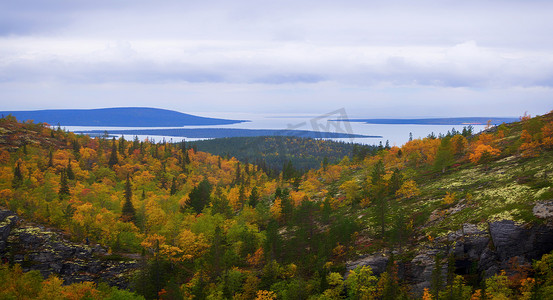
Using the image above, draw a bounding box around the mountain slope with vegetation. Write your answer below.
[0,111,553,299]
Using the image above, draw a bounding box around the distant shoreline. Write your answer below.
[341,117,518,125]
[77,128,379,139]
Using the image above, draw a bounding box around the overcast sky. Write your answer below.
[0,0,552,118]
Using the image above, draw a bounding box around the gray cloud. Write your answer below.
[2,39,551,89]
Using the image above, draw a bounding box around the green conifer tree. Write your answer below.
[235,162,241,184]
[121,175,136,223]
[371,160,387,238]
[108,137,119,167]
[48,149,54,168]
[248,186,259,207]
[66,159,75,180]
[118,136,126,156]
[12,162,23,189]
[187,179,212,214]
[72,139,81,160]
[170,177,177,195]
[389,168,403,196]
[58,169,70,200]
[431,253,444,297]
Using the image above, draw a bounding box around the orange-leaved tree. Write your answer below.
[469,144,501,165]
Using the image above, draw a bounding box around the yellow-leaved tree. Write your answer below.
[395,180,420,199]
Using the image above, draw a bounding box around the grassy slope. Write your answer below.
[418,152,553,237]
[357,112,553,249]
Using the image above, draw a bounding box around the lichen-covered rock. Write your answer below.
[449,223,490,261]
[350,220,553,298]
[446,220,553,279]
[533,200,553,218]
[489,220,527,261]
[346,252,389,276]
[1,208,140,289]
[0,210,18,252]
[489,220,553,262]
[406,248,446,296]
[478,247,500,278]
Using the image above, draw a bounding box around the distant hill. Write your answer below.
[0,107,247,127]
[345,117,518,125]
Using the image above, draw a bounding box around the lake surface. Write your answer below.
[64,112,489,146]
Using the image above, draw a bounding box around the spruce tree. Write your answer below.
[118,136,126,155]
[431,253,444,297]
[235,162,241,184]
[108,137,119,167]
[180,140,186,155]
[248,186,259,207]
[121,175,136,223]
[72,139,81,159]
[59,169,70,200]
[12,162,23,189]
[66,159,75,180]
[371,160,387,238]
[183,149,191,169]
[48,149,54,168]
[72,139,80,152]
[389,168,403,196]
[238,185,246,207]
[187,179,212,214]
[170,177,177,195]
[282,160,296,181]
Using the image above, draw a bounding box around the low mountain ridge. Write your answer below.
[0,107,246,127]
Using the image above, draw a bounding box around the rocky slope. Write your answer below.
[0,208,140,288]
[347,201,553,295]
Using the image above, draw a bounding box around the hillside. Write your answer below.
[0,107,246,127]
[0,111,553,299]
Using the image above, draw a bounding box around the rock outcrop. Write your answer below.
[0,208,140,288]
[347,220,553,296]
[0,209,18,253]
[346,252,389,275]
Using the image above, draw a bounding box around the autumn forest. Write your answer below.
[1,111,553,299]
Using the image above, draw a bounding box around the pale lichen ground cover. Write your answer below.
[416,153,553,236]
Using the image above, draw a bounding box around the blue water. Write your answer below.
[62,112,489,146]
